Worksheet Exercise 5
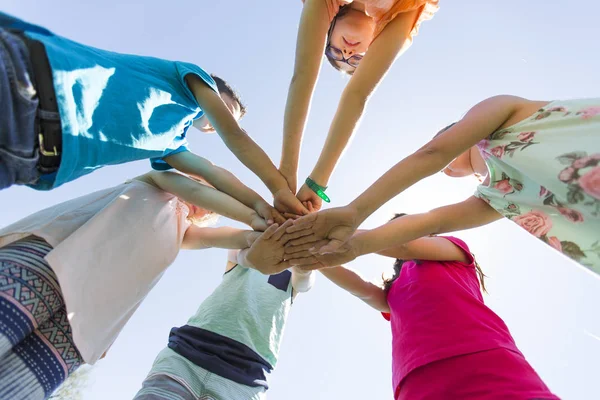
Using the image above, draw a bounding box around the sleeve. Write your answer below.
[301,0,353,23]
[150,144,189,171]
[438,236,476,267]
[373,0,439,41]
[175,62,219,107]
[227,249,240,264]
[381,312,391,321]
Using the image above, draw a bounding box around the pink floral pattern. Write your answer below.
[512,211,553,237]
[577,106,600,120]
[475,100,600,274]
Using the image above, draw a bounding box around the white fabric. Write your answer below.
[0,180,191,363]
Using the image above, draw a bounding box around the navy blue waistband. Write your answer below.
[168,325,272,389]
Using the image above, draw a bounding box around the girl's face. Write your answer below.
[328,9,376,72]
[443,148,475,178]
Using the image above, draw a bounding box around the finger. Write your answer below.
[286,213,317,233]
[290,197,310,216]
[259,223,279,240]
[288,257,320,267]
[272,219,294,241]
[280,228,314,243]
[284,250,315,259]
[307,201,315,213]
[286,234,321,247]
[282,212,300,220]
[285,240,329,254]
[317,239,345,254]
[272,209,286,225]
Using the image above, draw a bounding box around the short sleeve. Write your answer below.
[439,236,476,267]
[174,62,219,107]
[301,0,353,22]
[150,145,189,171]
[373,0,439,41]
[381,312,391,321]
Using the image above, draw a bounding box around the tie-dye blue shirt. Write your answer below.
[1,12,218,189]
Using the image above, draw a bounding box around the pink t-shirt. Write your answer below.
[383,237,523,397]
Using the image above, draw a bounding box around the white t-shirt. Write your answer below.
[0,180,192,363]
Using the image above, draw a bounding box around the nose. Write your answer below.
[343,48,354,56]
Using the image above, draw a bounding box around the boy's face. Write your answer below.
[195,92,243,133]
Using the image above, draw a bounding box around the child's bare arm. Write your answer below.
[161,154,284,225]
[183,75,308,216]
[319,266,389,312]
[181,226,260,250]
[137,171,271,230]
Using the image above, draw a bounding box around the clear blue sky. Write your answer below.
[2,1,600,399]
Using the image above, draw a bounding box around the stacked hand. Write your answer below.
[284,205,361,253]
[285,238,361,270]
[240,220,316,275]
[273,188,309,218]
[252,201,286,228]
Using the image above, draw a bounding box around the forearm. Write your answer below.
[349,149,451,224]
[220,131,288,194]
[309,90,367,185]
[182,227,254,250]
[320,266,389,312]
[281,74,317,173]
[353,212,440,257]
[142,171,256,226]
[355,197,501,256]
[204,165,268,210]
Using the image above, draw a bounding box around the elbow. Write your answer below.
[413,144,452,175]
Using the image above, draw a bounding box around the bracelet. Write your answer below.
[305,177,330,203]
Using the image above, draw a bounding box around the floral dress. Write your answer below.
[475,99,600,275]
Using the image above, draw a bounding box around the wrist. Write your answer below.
[347,198,371,225]
[305,176,330,203]
[267,174,292,195]
[307,171,329,188]
[348,232,368,258]
[237,248,250,266]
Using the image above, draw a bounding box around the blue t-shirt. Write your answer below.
[1,12,218,189]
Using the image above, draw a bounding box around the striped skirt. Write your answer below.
[0,236,83,400]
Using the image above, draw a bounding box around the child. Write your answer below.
[279,0,439,209]
[134,222,314,400]
[314,215,559,399]
[0,12,306,216]
[288,96,600,275]
[0,173,310,400]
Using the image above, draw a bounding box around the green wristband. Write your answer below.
[305,177,330,203]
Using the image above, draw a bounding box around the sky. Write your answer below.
[1,1,600,399]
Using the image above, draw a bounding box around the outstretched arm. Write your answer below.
[182,75,308,216]
[286,196,501,268]
[280,0,332,193]
[348,95,523,222]
[149,160,283,226]
[288,95,523,251]
[319,266,390,312]
[182,226,260,250]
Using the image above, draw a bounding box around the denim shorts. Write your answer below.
[0,27,40,190]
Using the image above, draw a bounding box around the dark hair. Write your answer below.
[210,74,247,119]
[325,5,355,75]
[382,213,487,293]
